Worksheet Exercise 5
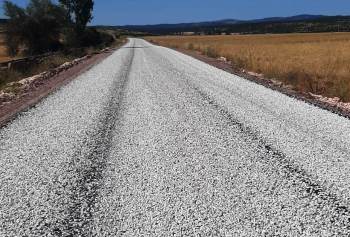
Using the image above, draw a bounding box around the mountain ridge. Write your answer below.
[118,14,327,28]
[95,14,350,35]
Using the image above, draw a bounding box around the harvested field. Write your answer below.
[147,33,350,102]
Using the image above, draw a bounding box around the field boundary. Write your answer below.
[153,43,350,119]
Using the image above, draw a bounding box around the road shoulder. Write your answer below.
[156,45,350,120]
[0,48,118,127]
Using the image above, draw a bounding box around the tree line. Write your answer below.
[3,0,113,56]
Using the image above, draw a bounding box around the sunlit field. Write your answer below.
[147,33,350,102]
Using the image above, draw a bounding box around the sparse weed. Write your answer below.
[187,43,195,50]
[204,46,218,58]
[0,54,74,90]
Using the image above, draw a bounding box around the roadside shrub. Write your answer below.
[98,31,115,47]
[3,0,67,55]
[79,28,114,48]
[80,28,102,47]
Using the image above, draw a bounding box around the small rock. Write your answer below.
[331,97,340,103]
[0,91,15,103]
[59,62,72,70]
[247,71,263,78]
[270,79,283,87]
[218,56,227,62]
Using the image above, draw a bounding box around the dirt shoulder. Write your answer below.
[171,47,350,120]
[0,48,117,127]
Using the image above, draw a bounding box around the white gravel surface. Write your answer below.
[1,38,350,236]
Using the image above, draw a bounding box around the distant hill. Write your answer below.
[107,14,350,35]
[248,14,325,23]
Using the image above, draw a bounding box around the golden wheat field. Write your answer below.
[147,33,350,102]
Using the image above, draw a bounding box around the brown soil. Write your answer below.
[0,50,114,127]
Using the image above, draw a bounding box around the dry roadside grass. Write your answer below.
[0,31,76,90]
[0,36,127,90]
[0,33,18,63]
[147,33,350,102]
[0,45,14,62]
[0,54,76,90]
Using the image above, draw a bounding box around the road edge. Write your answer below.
[150,43,350,120]
[0,42,127,128]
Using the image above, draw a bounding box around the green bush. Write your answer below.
[79,28,114,48]
[3,0,67,55]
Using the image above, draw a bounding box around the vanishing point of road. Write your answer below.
[1,39,350,236]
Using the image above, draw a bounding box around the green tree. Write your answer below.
[2,1,26,55]
[3,0,67,55]
[59,0,94,33]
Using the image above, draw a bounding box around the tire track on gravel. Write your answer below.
[191,85,350,231]
[53,43,135,236]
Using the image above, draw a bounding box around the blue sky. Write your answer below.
[1,0,350,25]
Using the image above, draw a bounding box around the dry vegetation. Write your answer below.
[0,33,18,63]
[0,54,76,90]
[0,36,126,90]
[147,33,350,102]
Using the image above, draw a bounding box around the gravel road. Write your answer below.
[1,38,350,236]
